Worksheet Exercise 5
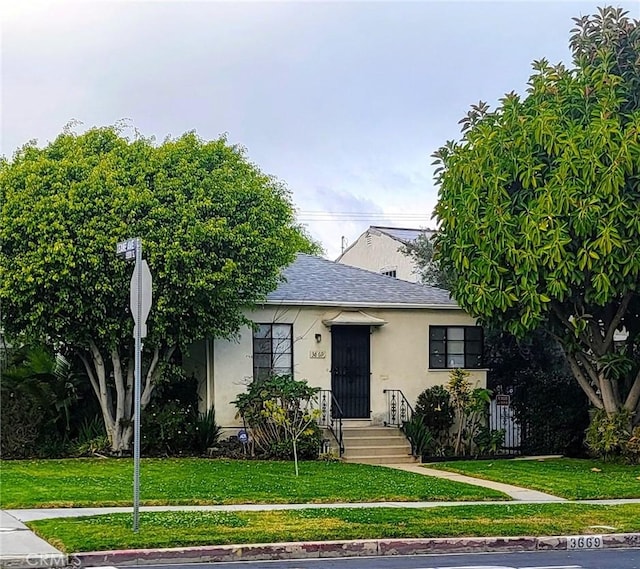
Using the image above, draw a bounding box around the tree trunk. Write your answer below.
[79,340,175,454]
[293,438,299,477]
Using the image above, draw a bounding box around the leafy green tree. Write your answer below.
[433,7,640,428]
[0,125,316,453]
[402,232,456,290]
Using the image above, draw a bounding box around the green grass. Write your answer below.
[0,458,507,508]
[427,458,640,499]
[29,503,640,553]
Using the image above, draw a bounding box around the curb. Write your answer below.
[0,554,68,569]
[71,533,640,567]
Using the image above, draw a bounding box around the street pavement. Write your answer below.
[2,463,639,568]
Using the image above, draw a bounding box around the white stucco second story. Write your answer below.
[336,226,433,283]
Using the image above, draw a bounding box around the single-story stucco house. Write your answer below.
[184,253,486,461]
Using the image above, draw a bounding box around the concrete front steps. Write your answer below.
[341,426,417,465]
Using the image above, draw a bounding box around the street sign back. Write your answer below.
[131,259,152,338]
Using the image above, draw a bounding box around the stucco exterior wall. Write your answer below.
[185,305,487,428]
[337,230,420,282]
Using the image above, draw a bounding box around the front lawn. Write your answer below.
[427,458,640,499]
[0,458,507,508]
[30,503,640,552]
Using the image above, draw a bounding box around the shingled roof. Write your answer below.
[266,254,457,308]
[370,226,435,244]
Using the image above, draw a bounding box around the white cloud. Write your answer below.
[3,0,636,258]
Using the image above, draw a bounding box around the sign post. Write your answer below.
[117,238,152,532]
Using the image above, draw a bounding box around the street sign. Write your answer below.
[130,259,152,338]
[117,239,138,260]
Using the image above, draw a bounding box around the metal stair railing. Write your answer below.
[315,389,344,457]
[383,389,414,428]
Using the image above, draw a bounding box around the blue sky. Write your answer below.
[3,0,638,258]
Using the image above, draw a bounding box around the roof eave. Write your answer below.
[264,299,460,309]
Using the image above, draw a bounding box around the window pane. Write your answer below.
[466,353,483,368]
[447,327,464,340]
[273,337,291,355]
[447,340,464,354]
[253,338,271,354]
[273,366,292,376]
[253,354,271,368]
[466,341,483,355]
[254,367,271,380]
[447,355,465,368]
[430,354,445,368]
[430,327,446,341]
[430,340,445,355]
[273,324,292,339]
[466,327,483,341]
[254,324,271,339]
[272,352,291,370]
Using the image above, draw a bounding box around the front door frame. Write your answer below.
[330,325,371,419]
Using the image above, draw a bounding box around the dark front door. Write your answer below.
[331,325,370,418]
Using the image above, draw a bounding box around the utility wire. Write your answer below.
[297,211,432,221]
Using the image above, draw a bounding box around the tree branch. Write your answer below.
[89,339,112,411]
[111,349,126,426]
[566,353,604,409]
[140,344,177,408]
[550,302,595,352]
[587,319,605,356]
[602,292,633,352]
[79,348,115,434]
[79,352,101,403]
[624,367,640,414]
[575,352,600,386]
[125,350,134,420]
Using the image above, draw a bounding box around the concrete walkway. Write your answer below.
[385,463,566,501]
[3,464,640,568]
[0,510,66,568]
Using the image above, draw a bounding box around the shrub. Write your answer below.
[234,374,322,468]
[0,391,43,458]
[0,344,80,458]
[73,416,110,457]
[623,427,640,465]
[193,408,222,454]
[414,385,454,448]
[474,425,506,457]
[142,399,197,456]
[585,408,635,462]
[265,423,323,460]
[140,369,218,457]
[448,369,492,456]
[401,416,434,457]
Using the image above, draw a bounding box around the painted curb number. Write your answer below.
[567,534,603,549]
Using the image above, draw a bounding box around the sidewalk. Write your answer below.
[2,465,640,569]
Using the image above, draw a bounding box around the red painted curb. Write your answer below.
[70,533,640,566]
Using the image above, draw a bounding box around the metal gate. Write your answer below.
[331,325,370,418]
[489,387,522,454]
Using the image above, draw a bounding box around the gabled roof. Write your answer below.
[266,254,456,308]
[335,225,435,263]
[370,226,435,244]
